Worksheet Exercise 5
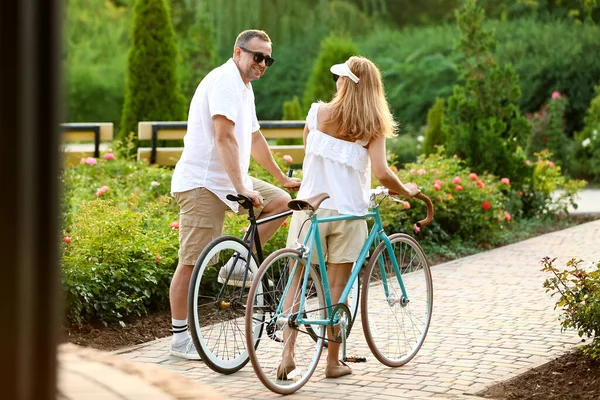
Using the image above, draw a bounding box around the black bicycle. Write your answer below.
[188,192,360,374]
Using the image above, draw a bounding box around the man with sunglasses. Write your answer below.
[169,29,300,360]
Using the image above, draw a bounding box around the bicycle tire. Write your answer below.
[361,233,433,367]
[246,248,325,395]
[188,236,262,374]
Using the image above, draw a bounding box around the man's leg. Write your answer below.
[170,188,226,359]
[250,177,292,244]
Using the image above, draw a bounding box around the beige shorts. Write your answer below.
[174,178,287,265]
[286,209,368,264]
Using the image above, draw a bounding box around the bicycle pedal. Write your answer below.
[343,356,366,363]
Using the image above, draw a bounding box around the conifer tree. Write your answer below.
[423,98,446,155]
[443,0,532,184]
[119,0,186,143]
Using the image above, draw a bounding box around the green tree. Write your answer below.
[303,35,358,112]
[119,0,186,143]
[443,0,532,185]
[423,98,446,155]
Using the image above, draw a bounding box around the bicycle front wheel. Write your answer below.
[188,236,262,374]
[246,249,325,395]
[361,233,433,367]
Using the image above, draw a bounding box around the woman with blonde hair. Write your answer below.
[279,56,420,379]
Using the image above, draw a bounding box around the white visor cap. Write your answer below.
[330,60,360,83]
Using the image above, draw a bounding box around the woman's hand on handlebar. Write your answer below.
[389,182,420,198]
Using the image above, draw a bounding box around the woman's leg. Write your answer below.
[326,262,352,367]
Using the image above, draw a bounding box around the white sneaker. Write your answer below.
[218,256,253,288]
[170,336,201,360]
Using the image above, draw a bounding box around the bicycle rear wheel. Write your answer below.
[188,236,262,374]
[246,249,325,395]
[361,233,433,367]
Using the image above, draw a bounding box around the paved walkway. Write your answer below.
[108,218,600,400]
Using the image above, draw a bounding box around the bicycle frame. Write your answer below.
[215,202,293,305]
[278,202,409,329]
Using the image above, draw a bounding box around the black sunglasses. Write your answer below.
[239,47,275,66]
[332,73,339,82]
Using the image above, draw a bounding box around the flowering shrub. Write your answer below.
[380,149,511,245]
[61,149,296,325]
[515,150,586,218]
[542,257,600,360]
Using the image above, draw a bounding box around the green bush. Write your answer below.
[381,149,511,245]
[118,0,186,142]
[542,257,600,360]
[387,132,421,168]
[302,35,359,112]
[423,98,446,155]
[443,0,533,188]
[517,150,586,218]
[571,84,600,180]
[526,93,571,169]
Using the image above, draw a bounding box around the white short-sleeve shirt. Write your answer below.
[171,59,260,212]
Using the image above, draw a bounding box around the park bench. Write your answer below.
[137,121,305,166]
[60,122,114,164]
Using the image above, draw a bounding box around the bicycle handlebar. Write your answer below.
[414,192,434,229]
[370,187,434,232]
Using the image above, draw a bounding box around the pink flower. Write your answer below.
[453,154,458,158]
[169,221,180,230]
[433,183,442,191]
[476,180,486,189]
[63,236,72,244]
[455,185,463,191]
[469,173,478,180]
[94,186,109,197]
[446,193,452,199]
[403,201,411,209]
[155,254,161,263]
[504,212,512,221]
[80,158,86,164]
[413,224,421,234]
[434,179,443,186]
[552,91,560,99]
[85,157,98,166]
[103,153,115,160]
[283,154,293,164]
[500,178,510,186]
[482,201,491,211]
[241,226,248,233]
[150,181,160,188]
[548,161,555,167]
[409,169,417,174]
[417,168,427,175]
[452,176,461,184]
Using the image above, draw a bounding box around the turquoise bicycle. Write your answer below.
[244,187,434,394]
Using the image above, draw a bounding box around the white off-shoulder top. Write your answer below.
[297,102,371,216]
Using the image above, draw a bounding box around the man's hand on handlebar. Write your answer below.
[239,189,263,207]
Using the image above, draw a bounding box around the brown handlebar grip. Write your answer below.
[414,192,434,228]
